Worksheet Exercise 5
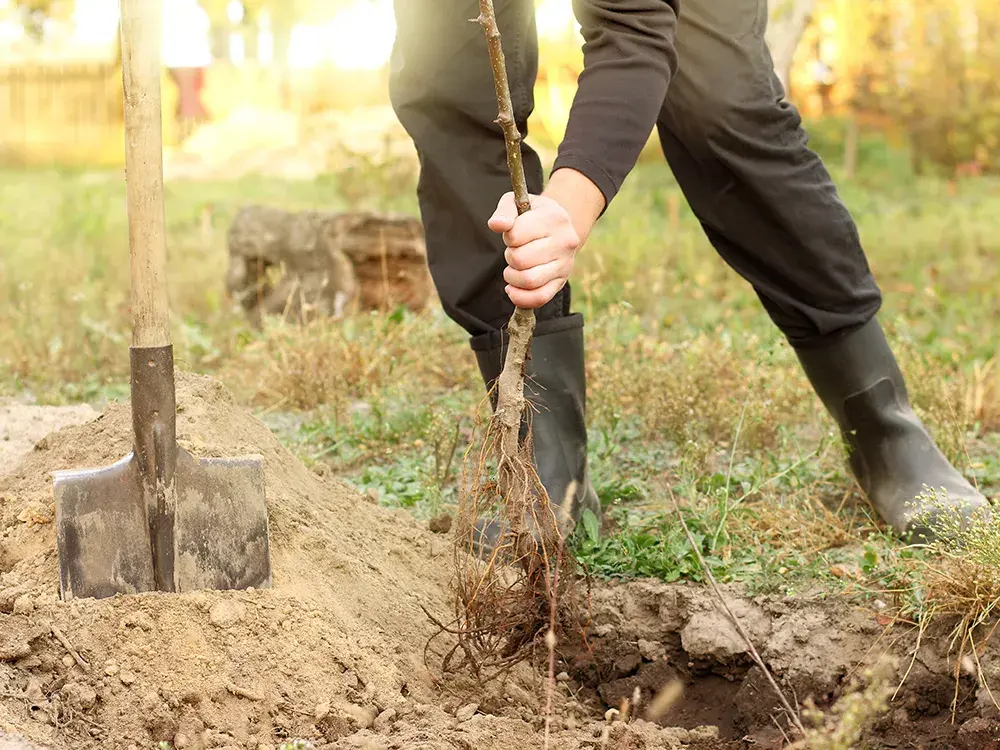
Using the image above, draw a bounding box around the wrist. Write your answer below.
[542,167,606,246]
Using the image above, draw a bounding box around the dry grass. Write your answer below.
[586,323,813,461]
[914,499,1000,644]
[220,312,476,412]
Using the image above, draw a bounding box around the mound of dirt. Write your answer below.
[1,374,997,749]
[0,374,461,749]
[0,402,99,479]
[0,375,725,750]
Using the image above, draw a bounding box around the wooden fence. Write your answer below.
[0,59,395,167]
[0,61,123,165]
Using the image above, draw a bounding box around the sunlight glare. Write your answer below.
[289,0,396,71]
[162,0,213,68]
[72,0,118,46]
[535,0,577,39]
[327,0,396,71]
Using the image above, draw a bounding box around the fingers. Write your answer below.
[503,238,566,271]
[505,277,567,309]
[487,192,519,233]
[503,257,572,291]
[500,208,553,248]
[489,193,567,250]
[487,191,578,310]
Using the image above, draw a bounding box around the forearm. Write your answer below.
[552,0,679,208]
[542,168,605,246]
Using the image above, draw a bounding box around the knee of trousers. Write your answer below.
[665,70,800,156]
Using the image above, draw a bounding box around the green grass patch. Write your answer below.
[1,123,998,622]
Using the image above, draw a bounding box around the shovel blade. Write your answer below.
[53,447,271,601]
[53,453,156,601]
[173,447,272,593]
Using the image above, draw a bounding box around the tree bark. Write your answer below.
[476,0,538,518]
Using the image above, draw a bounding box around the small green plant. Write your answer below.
[278,741,315,750]
[789,658,897,749]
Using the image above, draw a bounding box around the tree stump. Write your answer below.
[225,206,434,326]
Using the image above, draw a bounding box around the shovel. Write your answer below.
[51,0,272,601]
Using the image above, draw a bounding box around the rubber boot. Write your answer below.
[795,318,992,542]
[469,313,602,552]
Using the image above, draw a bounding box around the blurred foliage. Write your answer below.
[198,0,348,26]
[834,0,1000,175]
[9,0,354,25]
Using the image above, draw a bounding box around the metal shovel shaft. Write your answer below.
[131,345,178,592]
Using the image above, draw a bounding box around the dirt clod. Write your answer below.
[427,512,452,534]
[681,602,769,662]
[455,703,478,722]
[59,683,97,712]
[208,600,246,629]
[372,707,397,731]
[120,612,154,631]
[0,638,32,663]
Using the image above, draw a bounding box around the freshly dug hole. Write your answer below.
[555,581,1000,748]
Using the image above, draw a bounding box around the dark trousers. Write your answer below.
[388,0,883,348]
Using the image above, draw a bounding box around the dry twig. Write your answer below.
[48,623,90,673]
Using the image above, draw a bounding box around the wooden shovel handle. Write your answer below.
[120,0,170,348]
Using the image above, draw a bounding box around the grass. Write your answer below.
[1,120,998,648]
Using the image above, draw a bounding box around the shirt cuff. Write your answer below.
[549,153,619,215]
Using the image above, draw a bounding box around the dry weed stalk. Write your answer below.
[787,658,897,749]
[670,488,807,738]
[423,0,580,692]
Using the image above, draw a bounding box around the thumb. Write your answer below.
[487,192,518,233]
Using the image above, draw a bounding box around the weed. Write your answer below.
[788,658,898,749]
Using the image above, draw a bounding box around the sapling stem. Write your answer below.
[475,0,539,527]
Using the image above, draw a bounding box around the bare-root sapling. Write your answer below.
[423,0,583,691]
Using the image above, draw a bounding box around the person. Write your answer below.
[162,0,213,141]
[387,0,991,548]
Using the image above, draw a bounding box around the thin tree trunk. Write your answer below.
[766,0,818,95]
[476,0,538,534]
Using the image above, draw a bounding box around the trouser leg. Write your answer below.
[389,1,596,550]
[654,0,990,539]
[657,0,882,348]
[389,0,570,338]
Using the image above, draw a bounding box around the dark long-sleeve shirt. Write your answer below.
[550,0,679,208]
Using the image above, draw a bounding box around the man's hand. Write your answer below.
[488,194,579,309]
[487,167,606,309]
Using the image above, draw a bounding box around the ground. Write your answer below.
[0,119,999,748]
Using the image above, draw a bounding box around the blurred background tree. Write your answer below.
[3,0,1000,175]
[831,0,1000,174]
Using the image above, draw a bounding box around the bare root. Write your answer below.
[423,0,583,689]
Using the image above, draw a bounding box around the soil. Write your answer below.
[0,374,998,749]
[0,401,99,479]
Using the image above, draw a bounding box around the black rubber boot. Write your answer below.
[795,318,992,542]
[469,313,602,552]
